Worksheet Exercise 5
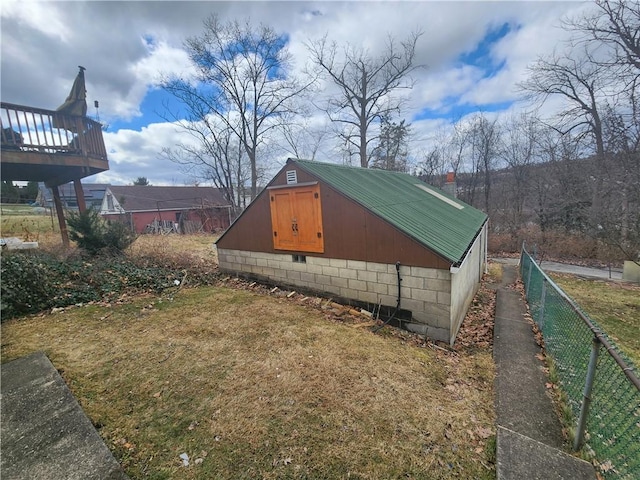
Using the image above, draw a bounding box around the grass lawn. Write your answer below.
[1,212,59,241]
[0,204,39,215]
[1,282,496,479]
[548,273,640,366]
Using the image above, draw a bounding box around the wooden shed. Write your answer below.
[216,159,488,344]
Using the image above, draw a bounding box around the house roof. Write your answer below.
[106,186,229,212]
[39,182,109,200]
[37,182,109,208]
[292,159,488,265]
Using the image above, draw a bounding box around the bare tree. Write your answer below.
[498,113,542,230]
[416,147,446,185]
[597,99,640,262]
[162,15,313,200]
[160,119,249,214]
[278,110,330,161]
[532,125,586,232]
[565,0,640,80]
[472,113,501,215]
[451,113,500,213]
[520,2,640,260]
[519,47,610,233]
[417,127,450,186]
[520,50,606,157]
[307,32,423,167]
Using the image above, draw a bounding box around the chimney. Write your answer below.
[442,171,457,198]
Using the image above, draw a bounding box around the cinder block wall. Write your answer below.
[449,226,486,344]
[218,248,452,342]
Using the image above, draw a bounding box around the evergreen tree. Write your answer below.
[371,118,411,172]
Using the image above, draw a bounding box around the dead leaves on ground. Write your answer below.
[454,283,496,353]
[216,274,497,356]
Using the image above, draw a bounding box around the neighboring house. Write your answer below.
[36,182,108,210]
[216,158,488,345]
[100,185,232,234]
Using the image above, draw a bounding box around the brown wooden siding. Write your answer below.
[217,164,451,269]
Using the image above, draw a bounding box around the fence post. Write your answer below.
[538,278,547,329]
[573,335,601,451]
[526,257,533,298]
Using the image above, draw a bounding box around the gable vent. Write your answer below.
[286,170,298,185]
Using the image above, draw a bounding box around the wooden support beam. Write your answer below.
[74,179,87,212]
[51,185,69,247]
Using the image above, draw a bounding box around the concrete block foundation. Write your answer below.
[218,248,457,343]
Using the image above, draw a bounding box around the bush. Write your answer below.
[0,249,220,320]
[67,209,136,256]
[0,251,60,317]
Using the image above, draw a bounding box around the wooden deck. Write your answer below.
[1,102,109,186]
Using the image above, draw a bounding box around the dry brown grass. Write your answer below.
[129,234,219,263]
[2,282,496,479]
[1,228,496,479]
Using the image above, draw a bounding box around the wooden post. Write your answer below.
[51,185,69,247]
[73,179,87,212]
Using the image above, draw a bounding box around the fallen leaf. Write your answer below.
[599,460,616,473]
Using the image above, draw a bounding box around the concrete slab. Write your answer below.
[497,426,596,480]
[493,265,596,480]
[494,287,565,448]
[1,352,128,480]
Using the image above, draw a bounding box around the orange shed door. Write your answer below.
[269,184,324,253]
[271,189,296,250]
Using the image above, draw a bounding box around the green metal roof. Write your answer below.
[293,159,488,265]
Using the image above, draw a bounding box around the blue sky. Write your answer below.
[1,1,586,185]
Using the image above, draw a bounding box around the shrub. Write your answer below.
[67,209,136,256]
[0,248,220,321]
[0,251,59,317]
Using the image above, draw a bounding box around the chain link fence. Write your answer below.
[520,247,640,479]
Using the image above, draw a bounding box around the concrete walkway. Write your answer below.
[1,352,129,480]
[493,265,596,479]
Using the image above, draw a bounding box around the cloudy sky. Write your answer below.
[1,0,591,186]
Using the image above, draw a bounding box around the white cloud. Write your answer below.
[2,1,592,184]
[98,122,199,185]
[1,2,69,42]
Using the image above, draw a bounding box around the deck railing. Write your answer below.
[1,102,107,160]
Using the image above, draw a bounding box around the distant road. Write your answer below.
[491,257,623,282]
